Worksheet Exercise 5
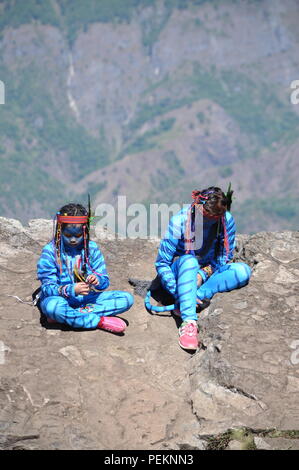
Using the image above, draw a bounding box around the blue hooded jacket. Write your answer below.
[155,206,236,295]
[37,240,110,301]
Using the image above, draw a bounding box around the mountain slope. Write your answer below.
[0,0,299,232]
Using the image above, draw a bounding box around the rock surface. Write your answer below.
[0,218,298,450]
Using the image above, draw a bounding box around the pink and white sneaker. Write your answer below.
[178,320,199,351]
[97,316,126,334]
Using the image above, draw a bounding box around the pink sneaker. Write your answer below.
[97,316,126,334]
[178,320,199,351]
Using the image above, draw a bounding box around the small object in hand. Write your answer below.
[202,265,213,278]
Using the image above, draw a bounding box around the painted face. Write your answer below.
[62,224,84,248]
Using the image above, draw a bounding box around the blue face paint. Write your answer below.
[62,224,84,248]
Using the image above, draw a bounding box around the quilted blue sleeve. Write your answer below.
[87,242,110,290]
[210,212,236,271]
[37,244,75,298]
[155,212,183,295]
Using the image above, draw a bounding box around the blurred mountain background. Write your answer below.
[0,0,299,234]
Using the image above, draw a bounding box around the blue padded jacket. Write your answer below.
[155,206,236,295]
[37,240,110,300]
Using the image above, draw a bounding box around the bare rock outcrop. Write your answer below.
[187,230,299,447]
[0,218,298,450]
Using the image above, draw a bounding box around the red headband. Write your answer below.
[57,215,88,224]
[191,190,208,204]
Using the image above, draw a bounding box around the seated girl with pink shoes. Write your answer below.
[37,202,133,334]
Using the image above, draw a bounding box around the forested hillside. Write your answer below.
[0,0,299,233]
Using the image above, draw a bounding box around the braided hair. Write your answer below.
[185,187,229,259]
[192,187,228,215]
[58,203,88,220]
[54,203,90,275]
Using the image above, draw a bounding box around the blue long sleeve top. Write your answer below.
[155,206,236,295]
[37,239,110,300]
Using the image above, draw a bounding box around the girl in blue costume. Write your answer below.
[37,203,134,333]
[155,186,251,351]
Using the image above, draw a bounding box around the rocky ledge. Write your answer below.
[0,217,298,450]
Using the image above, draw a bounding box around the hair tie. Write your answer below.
[191,190,208,205]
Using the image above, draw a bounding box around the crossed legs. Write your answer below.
[171,255,251,322]
[40,290,134,329]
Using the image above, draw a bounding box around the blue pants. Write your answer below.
[171,255,251,322]
[40,290,134,329]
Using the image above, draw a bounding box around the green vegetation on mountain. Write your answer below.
[0,60,108,216]
[0,0,59,33]
[0,0,299,232]
[234,196,299,233]
[135,64,298,153]
[150,150,185,191]
[192,66,291,144]
[58,0,155,45]
[120,118,176,157]
[0,0,219,45]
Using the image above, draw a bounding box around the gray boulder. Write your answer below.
[0,218,298,450]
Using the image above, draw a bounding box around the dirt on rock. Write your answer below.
[0,219,298,450]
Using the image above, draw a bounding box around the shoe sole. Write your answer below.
[100,327,126,334]
[98,319,126,334]
[178,339,199,351]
